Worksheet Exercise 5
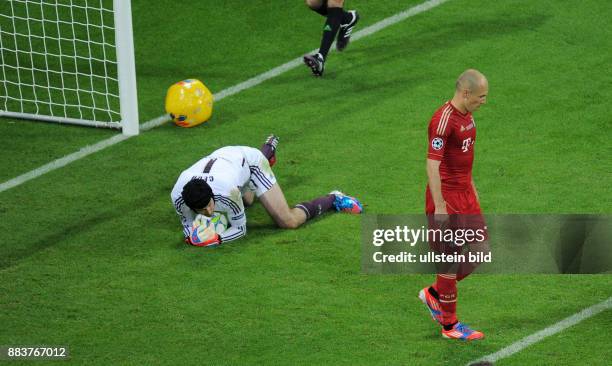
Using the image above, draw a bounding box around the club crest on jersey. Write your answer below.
[432,137,444,150]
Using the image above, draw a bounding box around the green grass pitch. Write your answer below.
[1,0,611,365]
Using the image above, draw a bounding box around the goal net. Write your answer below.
[0,0,138,135]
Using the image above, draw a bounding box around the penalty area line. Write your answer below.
[467,296,612,365]
[0,0,451,194]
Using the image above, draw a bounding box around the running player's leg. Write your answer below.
[306,0,356,31]
[319,0,345,60]
[309,0,353,57]
[303,0,355,76]
[305,0,326,15]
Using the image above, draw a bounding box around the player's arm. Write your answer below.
[218,217,247,243]
[427,158,447,214]
[215,191,247,243]
[175,200,196,242]
[426,109,451,215]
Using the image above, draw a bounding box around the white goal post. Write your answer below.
[0,0,139,135]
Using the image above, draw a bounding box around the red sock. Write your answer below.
[436,274,457,325]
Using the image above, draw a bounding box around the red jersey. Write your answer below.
[427,101,477,192]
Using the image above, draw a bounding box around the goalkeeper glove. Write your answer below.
[187,222,221,247]
[187,233,221,247]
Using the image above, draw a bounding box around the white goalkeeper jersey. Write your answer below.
[170,146,277,243]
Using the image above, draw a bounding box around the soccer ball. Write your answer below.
[190,222,216,245]
[192,212,228,235]
[189,213,228,246]
[209,212,228,234]
[165,79,213,128]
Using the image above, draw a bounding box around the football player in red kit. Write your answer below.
[419,69,489,341]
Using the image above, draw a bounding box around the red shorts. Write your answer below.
[425,186,481,214]
[425,186,488,246]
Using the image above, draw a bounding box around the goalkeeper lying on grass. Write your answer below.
[170,135,363,247]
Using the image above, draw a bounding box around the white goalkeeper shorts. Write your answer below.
[240,146,277,197]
